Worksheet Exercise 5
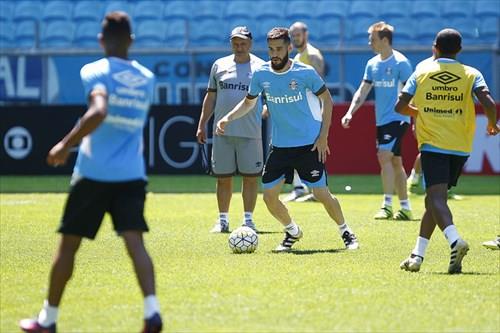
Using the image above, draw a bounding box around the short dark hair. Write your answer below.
[267,27,290,44]
[368,21,394,45]
[434,28,462,55]
[101,11,132,41]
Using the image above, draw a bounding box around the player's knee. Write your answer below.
[311,187,331,202]
[377,151,393,164]
[263,191,278,207]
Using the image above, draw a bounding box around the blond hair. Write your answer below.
[368,21,394,45]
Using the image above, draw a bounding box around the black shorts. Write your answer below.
[262,144,327,189]
[376,121,409,156]
[58,178,149,239]
[421,151,468,189]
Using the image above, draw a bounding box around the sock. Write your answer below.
[292,172,303,188]
[284,221,300,237]
[443,225,460,247]
[400,199,411,210]
[144,295,160,319]
[243,212,253,222]
[37,300,58,327]
[338,223,352,235]
[219,212,228,225]
[409,169,420,184]
[383,194,393,208]
[412,236,429,258]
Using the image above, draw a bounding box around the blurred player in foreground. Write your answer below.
[482,236,500,250]
[396,29,499,273]
[20,12,162,333]
[216,28,359,252]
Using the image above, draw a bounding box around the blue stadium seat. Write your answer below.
[105,1,132,16]
[189,18,226,47]
[449,18,479,45]
[316,1,349,20]
[42,1,73,23]
[475,0,500,19]
[254,1,285,20]
[134,20,167,48]
[442,1,473,19]
[317,18,342,46]
[133,1,164,22]
[74,21,100,47]
[379,1,410,20]
[349,1,378,19]
[14,1,42,23]
[389,18,415,45]
[0,22,14,48]
[411,1,440,19]
[0,2,14,22]
[224,1,255,20]
[415,18,447,45]
[164,1,192,20]
[254,17,289,45]
[15,21,37,48]
[73,1,103,23]
[165,19,187,48]
[286,1,316,21]
[192,1,223,20]
[345,18,374,45]
[40,21,74,48]
[225,18,256,36]
[478,17,499,45]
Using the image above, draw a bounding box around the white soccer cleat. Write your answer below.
[242,219,258,233]
[341,231,359,250]
[273,228,303,253]
[448,238,469,274]
[209,221,229,233]
[282,187,308,202]
[400,254,424,272]
[482,236,500,250]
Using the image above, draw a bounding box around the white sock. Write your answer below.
[284,221,300,236]
[243,212,253,222]
[292,172,303,188]
[383,194,393,207]
[37,300,58,327]
[412,236,429,258]
[219,213,228,225]
[409,169,420,183]
[400,199,411,210]
[443,225,460,247]
[338,223,352,235]
[144,295,160,319]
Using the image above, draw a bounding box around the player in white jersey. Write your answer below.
[341,21,414,221]
[196,27,265,233]
[283,21,326,202]
[20,12,162,333]
[216,28,358,252]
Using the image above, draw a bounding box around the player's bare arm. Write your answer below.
[309,54,325,77]
[395,92,418,117]
[196,91,216,144]
[47,90,108,166]
[312,88,333,163]
[474,86,500,135]
[215,95,258,135]
[341,80,373,128]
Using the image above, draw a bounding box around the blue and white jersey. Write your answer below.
[248,60,326,148]
[74,57,155,182]
[363,50,413,126]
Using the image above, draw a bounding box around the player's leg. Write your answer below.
[392,155,413,220]
[215,177,232,232]
[408,153,422,189]
[375,149,395,219]
[482,235,500,250]
[241,176,258,230]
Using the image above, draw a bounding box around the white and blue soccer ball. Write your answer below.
[228,226,258,253]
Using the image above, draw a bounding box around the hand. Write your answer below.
[311,135,331,163]
[196,127,207,144]
[47,141,70,167]
[215,117,229,135]
[341,113,352,128]
[487,122,500,136]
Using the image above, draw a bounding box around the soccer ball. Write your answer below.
[228,226,258,253]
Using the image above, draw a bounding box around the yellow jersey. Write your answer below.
[293,43,323,72]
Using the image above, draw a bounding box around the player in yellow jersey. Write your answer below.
[283,21,325,202]
[396,29,499,274]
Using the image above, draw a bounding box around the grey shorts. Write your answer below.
[211,135,263,177]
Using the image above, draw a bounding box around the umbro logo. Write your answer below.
[262,81,271,89]
[384,134,392,140]
[112,70,148,88]
[310,170,320,177]
[429,71,461,85]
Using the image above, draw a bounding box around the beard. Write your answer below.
[293,40,305,49]
[271,53,289,70]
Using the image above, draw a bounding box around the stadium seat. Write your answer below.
[348,1,379,19]
[449,18,479,45]
[133,1,164,22]
[73,1,103,23]
[134,20,167,48]
[317,18,342,46]
[415,18,447,45]
[379,1,410,20]
[40,21,75,48]
[42,1,73,23]
[389,18,415,45]
[316,1,349,20]
[13,1,42,23]
[254,17,289,45]
[224,1,255,20]
[15,21,38,48]
[442,1,473,19]
[164,19,187,48]
[285,1,316,21]
[345,18,374,45]
[0,2,13,23]
[74,21,100,47]
[192,1,223,20]
[225,18,256,36]
[189,18,226,47]
[475,0,500,19]
[478,17,499,45]
[0,22,14,48]
[105,1,132,16]
[254,1,286,20]
[411,1,440,19]
[164,1,192,20]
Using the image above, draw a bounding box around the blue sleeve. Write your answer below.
[363,62,372,82]
[473,71,488,91]
[80,63,107,98]
[402,72,417,96]
[307,68,326,94]
[149,75,156,104]
[248,70,262,97]
[399,59,413,83]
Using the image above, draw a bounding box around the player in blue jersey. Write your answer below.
[216,27,359,252]
[20,12,162,333]
[341,21,414,221]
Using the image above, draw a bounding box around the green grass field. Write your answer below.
[1,175,499,332]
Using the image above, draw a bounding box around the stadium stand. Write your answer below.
[193,1,223,20]
[73,1,103,24]
[317,18,342,46]
[0,22,14,48]
[224,1,255,20]
[189,18,225,47]
[105,1,133,18]
[133,1,164,22]
[390,18,414,45]
[134,20,167,48]
[415,18,448,44]
[14,21,38,48]
[285,1,316,21]
[163,1,192,20]
[74,21,100,47]
[442,1,474,19]
[316,1,349,20]
[410,1,440,19]
[165,19,188,48]
[42,1,73,23]
[0,2,14,23]
[348,1,379,19]
[475,0,500,19]
[478,17,500,45]
[345,18,375,45]
[379,1,410,20]
[13,1,42,23]
[254,1,286,20]
[40,21,75,48]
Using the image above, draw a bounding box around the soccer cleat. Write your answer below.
[282,186,308,202]
[273,228,303,252]
[242,219,257,233]
[482,236,500,250]
[448,238,469,274]
[19,319,56,333]
[209,221,229,233]
[447,190,463,201]
[341,231,359,250]
[142,312,163,333]
[400,254,424,272]
[374,206,393,220]
[394,208,413,221]
[295,193,318,202]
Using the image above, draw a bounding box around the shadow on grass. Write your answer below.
[427,271,498,276]
[257,231,282,235]
[290,248,345,255]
